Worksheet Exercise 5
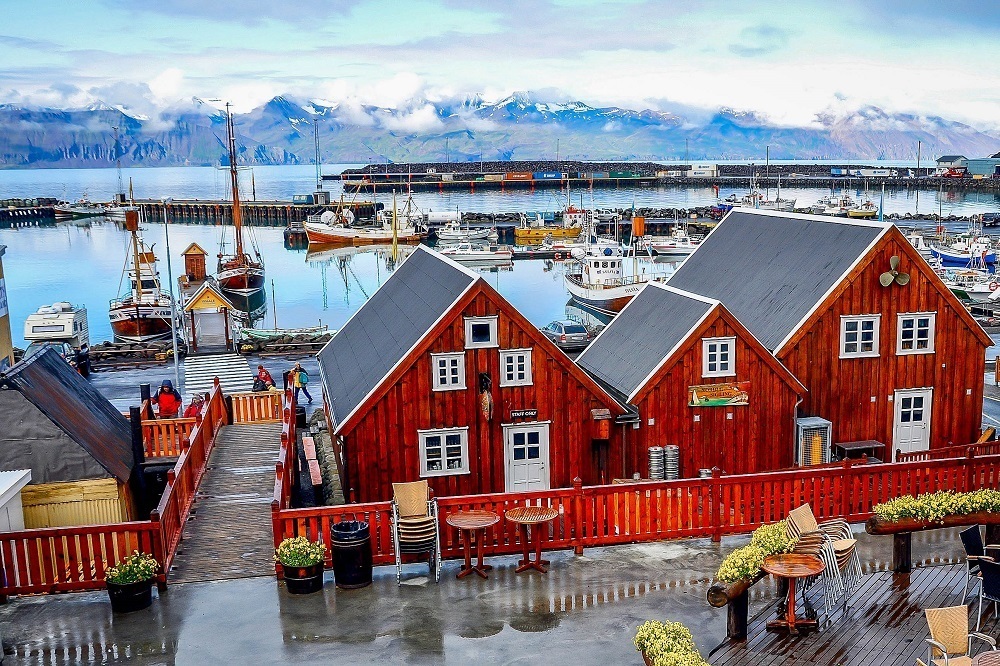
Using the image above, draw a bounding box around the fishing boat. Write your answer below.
[514,212,583,242]
[723,175,794,212]
[108,212,176,342]
[54,198,107,220]
[929,228,997,267]
[438,242,513,266]
[564,217,669,314]
[436,219,498,242]
[216,105,265,295]
[810,191,856,216]
[847,200,879,219]
[905,231,935,260]
[647,223,700,258]
[304,193,425,245]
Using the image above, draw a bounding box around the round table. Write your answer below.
[972,652,1000,666]
[761,553,825,635]
[446,510,500,579]
[504,506,559,574]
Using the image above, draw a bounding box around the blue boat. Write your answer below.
[930,238,997,267]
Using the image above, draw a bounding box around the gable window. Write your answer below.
[464,316,498,349]
[418,427,469,477]
[431,352,466,391]
[897,312,936,355]
[500,349,533,386]
[841,315,880,358]
[702,337,736,377]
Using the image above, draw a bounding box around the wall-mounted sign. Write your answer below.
[0,278,6,318]
[510,409,538,419]
[688,382,749,407]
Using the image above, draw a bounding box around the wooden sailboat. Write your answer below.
[217,104,265,295]
[109,211,176,342]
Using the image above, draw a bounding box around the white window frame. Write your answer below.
[499,348,533,387]
[464,316,498,349]
[897,312,936,355]
[430,352,466,391]
[418,427,470,477]
[840,314,881,358]
[702,336,736,378]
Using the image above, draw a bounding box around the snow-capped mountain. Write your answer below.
[0,91,995,167]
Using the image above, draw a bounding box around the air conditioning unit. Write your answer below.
[795,417,833,466]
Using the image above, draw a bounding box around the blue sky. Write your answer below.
[2,0,999,127]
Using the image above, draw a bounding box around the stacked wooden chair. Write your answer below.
[920,604,997,665]
[390,481,442,585]
[786,503,862,611]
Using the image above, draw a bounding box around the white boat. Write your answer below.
[109,213,177,343]
[647,223,700,258]
[943,268,998,298]
[906,231,935,260]
[930,227,997,267]
[810,192,857,216]
[105,204,139,223]
[54,199,107,219]
[305,193,425,245]
[723,175,795,211]
[436,219,498,242]
[438,242,513,266]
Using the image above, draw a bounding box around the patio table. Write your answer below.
[446,510,500,579]
[505,506,559,573]
[972,652,1000,666]
[762,553,824,635]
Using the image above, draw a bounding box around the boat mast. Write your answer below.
[226,104,245,261]
[125,214,144,301]
[113,124,124,202]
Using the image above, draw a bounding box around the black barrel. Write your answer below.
[331,520,373,589]
[295,405,307,428]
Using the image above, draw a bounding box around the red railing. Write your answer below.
[896,441,1000,462]
[271,452,1000,574]
[231,391,282,424]
[151,380,228,575]
[270,388,298,572]
[142,418,196,458]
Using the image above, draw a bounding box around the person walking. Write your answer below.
[290,362,313,403]
[152,379,183,418]
[183,394,205,418]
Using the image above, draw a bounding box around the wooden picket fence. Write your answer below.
[272,446,1000,573]
[0,380,230,597]
[231,391,282,424]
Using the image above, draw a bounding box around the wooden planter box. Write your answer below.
[866,511,1000,535]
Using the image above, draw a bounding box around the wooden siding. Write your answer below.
[780,228,988,454]
[341,284,623,502]
[629,306,803,477]
[21,478,132,529]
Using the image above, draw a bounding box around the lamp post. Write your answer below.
[160,197,181,394]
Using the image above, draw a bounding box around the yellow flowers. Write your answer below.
[873,489,1000,524]
[275,536,327,567]
[106,551,158,585]
[633,620,707,666]
[716,520,796,584]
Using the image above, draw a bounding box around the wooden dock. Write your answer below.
[709,562,996,665]
[167,422,282,583]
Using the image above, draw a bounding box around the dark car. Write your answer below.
[540,320,592,351]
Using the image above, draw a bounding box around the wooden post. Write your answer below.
[995,356,999,386]
[225,395,234,425]
[711,467,723,542]
[728,589,749,640]
[572,477,584,555]
[140,383,153,419]
[128,406,148,516]
[892,533,912,573]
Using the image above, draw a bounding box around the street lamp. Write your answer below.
[160,196,181,394]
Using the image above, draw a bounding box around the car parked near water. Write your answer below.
[540,320,592,351]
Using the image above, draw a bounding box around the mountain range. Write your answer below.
[0,92,997,168]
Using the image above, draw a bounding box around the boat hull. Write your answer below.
[109,303,174,342]
[217,265,266,294]
[305,222,423,245]
[930,247,997,266]
[437,228,495,242]
[514,226,582,242]
[847,209,878,219]
[564,275,647,314]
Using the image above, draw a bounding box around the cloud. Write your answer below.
[728,25,790,57]
[378,104,443,132]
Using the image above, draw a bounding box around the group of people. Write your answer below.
[151,362,312,418]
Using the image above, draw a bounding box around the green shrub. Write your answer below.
[275,536,327,567]
[106,551,158,585]
[716,520,796,584]
[633,620,707,666]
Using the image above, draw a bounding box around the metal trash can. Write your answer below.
[331,520,373,589]
[295,405,307,428]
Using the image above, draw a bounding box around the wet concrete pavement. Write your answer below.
[0,528,966,665]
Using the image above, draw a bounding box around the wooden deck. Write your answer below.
[709,562,1000,665]
[167,422,282,583]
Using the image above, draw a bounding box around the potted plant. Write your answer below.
[276,536,327,594]
[105,551,158,613]
[633,620,707,666]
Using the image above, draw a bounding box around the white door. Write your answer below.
[893,388,933,459]
[504,422,550,492]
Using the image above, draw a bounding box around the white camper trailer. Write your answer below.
[23,302,90,349]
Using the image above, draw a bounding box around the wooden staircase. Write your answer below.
[183,353,253,400]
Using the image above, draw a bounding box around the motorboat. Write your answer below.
[930,232,997,267]
[514,212,583,242]
[810,192,857,216]
[847,200,879,219]
[438,242,513,266]
[647,224,700,258]
[436,219,498,242]
[305,193,426,245]
[54,199,107,219]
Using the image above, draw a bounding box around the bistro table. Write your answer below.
[505,506,559,573]
[445,510,500,579]
[761,553,825,635]
[972,652,1000,666]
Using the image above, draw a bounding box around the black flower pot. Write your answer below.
[106,578,154,613]
[282,562,325,594]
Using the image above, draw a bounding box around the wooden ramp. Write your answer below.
[168,422,282,583]
[709,562,1000,666]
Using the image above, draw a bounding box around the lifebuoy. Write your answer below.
[990,282,998,292]
[555,252,563,259]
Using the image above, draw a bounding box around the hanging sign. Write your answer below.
[688,382,749,407]
[0,278,7,318]
[510,409,538,419]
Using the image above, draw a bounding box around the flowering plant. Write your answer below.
[106,551,158,585]
[873,489,1000,524]
[716,520,796,584]
[275,536,327,567]
[633,620,707,666]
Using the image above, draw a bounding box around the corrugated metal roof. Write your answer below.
[577,284,715,400]
[936,155,967,162]
[0,347,133,482]
[666,210,887,351]
[317,246,478,427]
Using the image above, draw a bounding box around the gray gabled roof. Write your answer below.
[577,283,716,401]
[936,155,966,162]
[317,246,479,428]
[666,209,888,351]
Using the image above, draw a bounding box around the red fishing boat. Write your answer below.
[108,211,176,342]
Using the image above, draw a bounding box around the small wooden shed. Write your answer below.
[0,348,135,528]
[182,242,209,282]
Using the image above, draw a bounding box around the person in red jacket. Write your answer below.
[183,394,205,418]
[153,379,183,418]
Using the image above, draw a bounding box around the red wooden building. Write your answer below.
[317,246,624,503]
[580,209,990,475]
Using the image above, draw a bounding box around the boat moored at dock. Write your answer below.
[108,211,177,343]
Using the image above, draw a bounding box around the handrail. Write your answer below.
[270,387,297,574]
